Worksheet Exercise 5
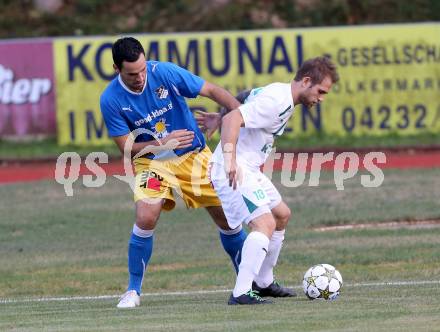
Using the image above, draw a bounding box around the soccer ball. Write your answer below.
[303,264,343,300]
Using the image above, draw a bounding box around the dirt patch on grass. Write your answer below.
[314,219,440,232]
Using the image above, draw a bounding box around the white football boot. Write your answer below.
[117,290,140,308]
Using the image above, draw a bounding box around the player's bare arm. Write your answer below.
[113,129,195,158]
[199,81,240,111]
[221,109,244,189]
[197,82,240,139]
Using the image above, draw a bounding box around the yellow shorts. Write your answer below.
[133,147,221,211]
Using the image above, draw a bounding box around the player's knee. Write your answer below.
[136,209,159,230]
[256,217,276,232]
[263,218,277,238]
[251,215,276,237]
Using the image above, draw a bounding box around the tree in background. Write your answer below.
[0,0,439,38]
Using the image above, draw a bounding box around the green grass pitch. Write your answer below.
[1,169,440,331]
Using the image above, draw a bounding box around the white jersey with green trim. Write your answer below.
[211,82,294,172]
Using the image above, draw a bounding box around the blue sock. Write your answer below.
[219,228,247,274]
[127,232,153,295]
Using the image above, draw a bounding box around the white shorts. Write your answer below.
[210,163,282,229]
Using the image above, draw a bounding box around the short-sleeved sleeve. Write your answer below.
[100,96,130,137]
[239,92,280,129]
[161,62,204,98]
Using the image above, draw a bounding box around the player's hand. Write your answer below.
[161,129,194,150]
[195,111,221,140]
[223,153,242,190]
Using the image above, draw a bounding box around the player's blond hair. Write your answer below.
[294,56,339,85]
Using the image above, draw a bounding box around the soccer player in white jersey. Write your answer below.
[208,56,339,304]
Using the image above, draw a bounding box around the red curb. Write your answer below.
[1,150,440,184]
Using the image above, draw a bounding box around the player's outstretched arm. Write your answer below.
[197,81,240,139]
[199,81,240,112]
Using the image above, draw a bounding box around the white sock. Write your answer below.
[218,224,242,235]
[232,231,269,297]
[254,229,285,288]
[133,224,154,238]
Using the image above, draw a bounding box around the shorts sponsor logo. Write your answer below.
[139,171,164,191]
[146,177,161,191]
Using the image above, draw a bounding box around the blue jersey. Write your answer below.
[100,61,205,159]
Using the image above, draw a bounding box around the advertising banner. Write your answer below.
[53,23,440,145]
[0,40,56,139]
[301,23,440,137]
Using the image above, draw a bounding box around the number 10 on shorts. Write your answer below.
[253,189,266,200]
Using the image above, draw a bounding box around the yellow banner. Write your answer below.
[54,24,440,145]
[303,23,440,137]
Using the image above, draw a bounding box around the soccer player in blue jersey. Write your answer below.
[100,37,246,308]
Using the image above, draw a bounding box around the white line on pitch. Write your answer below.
[349,280,440,287]
[0,289,231,304]
[1,280,439,304]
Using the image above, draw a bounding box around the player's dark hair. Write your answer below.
[112,37,145,70]
[294,56,339,85]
